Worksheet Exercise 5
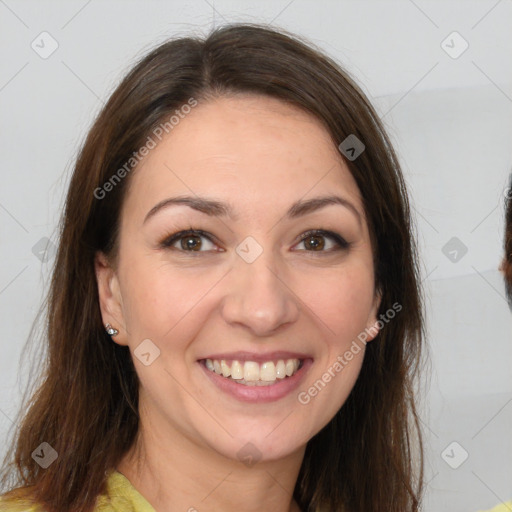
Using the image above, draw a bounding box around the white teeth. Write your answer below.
[244,361,260,381]
[204,358,302,384]
[220,360,231,377]
[231,360,243,379]
[285,359,295,377]
[260,361,276,381]
[275,360,286,379]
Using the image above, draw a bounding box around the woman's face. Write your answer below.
[96,94,381,463]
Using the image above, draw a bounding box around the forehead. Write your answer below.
[123,94,364,222]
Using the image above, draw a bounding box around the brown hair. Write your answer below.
[501,174,512,307]
[0,23,425,511]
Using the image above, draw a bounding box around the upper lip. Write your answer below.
[198,351,312,363]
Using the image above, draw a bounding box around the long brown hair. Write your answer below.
[0,23,425,511]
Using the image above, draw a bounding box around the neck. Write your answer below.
[117,417,305,512]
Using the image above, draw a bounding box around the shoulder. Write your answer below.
[0,494,43,511]
[95,470,156,512]
[478,502,512,512]
[0,486,43,511]
[0,471,155,512]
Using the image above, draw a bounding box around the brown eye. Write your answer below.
[179,234,203,251]
[302,234,326,251]
[160,230,218,252]
[295,229,349,253]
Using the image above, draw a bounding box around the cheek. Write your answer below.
[296,264,375,342]
[119,256,223,339]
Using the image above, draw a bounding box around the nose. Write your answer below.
[220,248,300,337]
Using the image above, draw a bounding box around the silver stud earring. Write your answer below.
[105,323,119,336]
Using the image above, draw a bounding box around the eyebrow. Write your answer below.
[143,194,362,227]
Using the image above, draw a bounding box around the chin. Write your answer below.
[192,418,307,465]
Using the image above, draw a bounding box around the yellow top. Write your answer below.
[478,504,512,512]
[0,470,156,511]
[1,472,510,512]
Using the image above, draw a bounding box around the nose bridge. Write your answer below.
[220,237,300,335]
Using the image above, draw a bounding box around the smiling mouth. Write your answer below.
[201,358,304,386]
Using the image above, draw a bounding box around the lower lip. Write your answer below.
[199,359,313,403]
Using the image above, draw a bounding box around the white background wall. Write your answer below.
[1,1,511,511]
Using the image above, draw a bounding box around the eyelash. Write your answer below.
[159,228,350,255]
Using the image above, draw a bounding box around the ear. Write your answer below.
[95,251,129,346]
[364,287,383,343]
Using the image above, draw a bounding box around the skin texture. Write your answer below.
[95,94,382,512]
